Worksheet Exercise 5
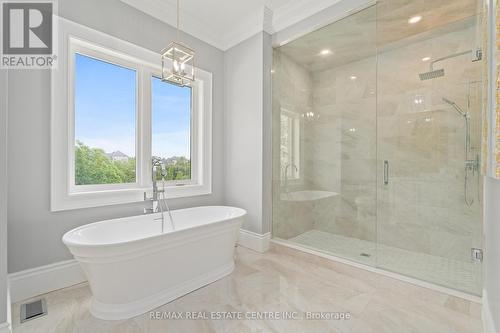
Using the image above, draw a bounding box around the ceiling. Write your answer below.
[279,4,377,72]
[279,0,480,72]
[120,0,343,50]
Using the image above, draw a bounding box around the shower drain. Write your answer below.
[360,253,371,257]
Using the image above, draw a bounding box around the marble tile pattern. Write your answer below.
[279,0,482,72]
[272,50,316,239]
[272,7,484,293]
[375,25,483,265]
[11,246,482,333]
[309,57,377,244]
[289,230,482,294]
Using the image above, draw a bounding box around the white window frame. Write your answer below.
[51,18,212,211]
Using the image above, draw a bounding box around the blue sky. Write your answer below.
[151,77,191,159]
[74,54,191,159]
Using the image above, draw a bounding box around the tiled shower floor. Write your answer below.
[287,230,482,296]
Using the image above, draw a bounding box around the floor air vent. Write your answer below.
[20,298,47,323]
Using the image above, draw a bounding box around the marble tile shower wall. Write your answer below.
[272,50,315,239]
[273,25,483,264]
[376,25,483,262]
[309,58,377,243]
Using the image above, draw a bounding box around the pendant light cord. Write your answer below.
[176,0,180,42]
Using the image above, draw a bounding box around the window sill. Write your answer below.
[51,184,212,212]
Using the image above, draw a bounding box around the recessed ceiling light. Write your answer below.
[350,75,357,80]
[422,56,431,62]
[319,49,332,56]
[408,15,422,24]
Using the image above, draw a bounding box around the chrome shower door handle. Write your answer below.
[384,160,389,185]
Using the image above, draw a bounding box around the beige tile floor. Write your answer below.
[11,245,482,333]
[289,230,482,295]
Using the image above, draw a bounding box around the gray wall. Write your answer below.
[1,69,10,327]
[485,176,500,332]
[7,0,225,273]
[224,32,272,234]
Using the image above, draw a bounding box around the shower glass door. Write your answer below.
[271,0,484,296]
[375,2,483,295]
[272,5,378,266]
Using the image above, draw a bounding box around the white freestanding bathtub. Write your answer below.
[62,206,246,320]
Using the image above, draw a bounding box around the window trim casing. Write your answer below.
[51,18,212,211]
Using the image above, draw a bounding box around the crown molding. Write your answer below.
[221,6,270,50]
[120,0,347,51]
[263,6,274,34]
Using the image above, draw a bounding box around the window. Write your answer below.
[151,77,192,183]
[74,54,137,186]
[280,108,300,182]
[51,20,212,211]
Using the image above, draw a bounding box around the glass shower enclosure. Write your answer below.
[272,0,484,295]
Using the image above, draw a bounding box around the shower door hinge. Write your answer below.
[472,48,482,62]
[471,248,483,262]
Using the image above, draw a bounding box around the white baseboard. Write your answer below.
[0,322,11,333]
[9,260,86,303]
[7,228,270,303]
[483,290,498,333]
[238,229,271,253]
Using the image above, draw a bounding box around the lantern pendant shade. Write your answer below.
[161,41,195,87]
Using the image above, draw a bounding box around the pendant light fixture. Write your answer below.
[161,0,195,86]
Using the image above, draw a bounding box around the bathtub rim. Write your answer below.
[69,221,242,264]
[62,205,247,248]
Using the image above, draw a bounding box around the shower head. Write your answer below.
[418,50,475,81]
[442,97,468,117]
[419,68,445,81]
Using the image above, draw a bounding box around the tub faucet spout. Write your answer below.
[144,157,165,215]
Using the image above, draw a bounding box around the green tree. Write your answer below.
[114,158,136,183]
[75,141,136,185]
[154,156,191,181]
[75,141,192,185]
[165,158,191,181]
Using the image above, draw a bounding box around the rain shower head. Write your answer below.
[419,68,445,80]
[418,49,478,81]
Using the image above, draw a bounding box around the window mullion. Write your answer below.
[140,66,153,189]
